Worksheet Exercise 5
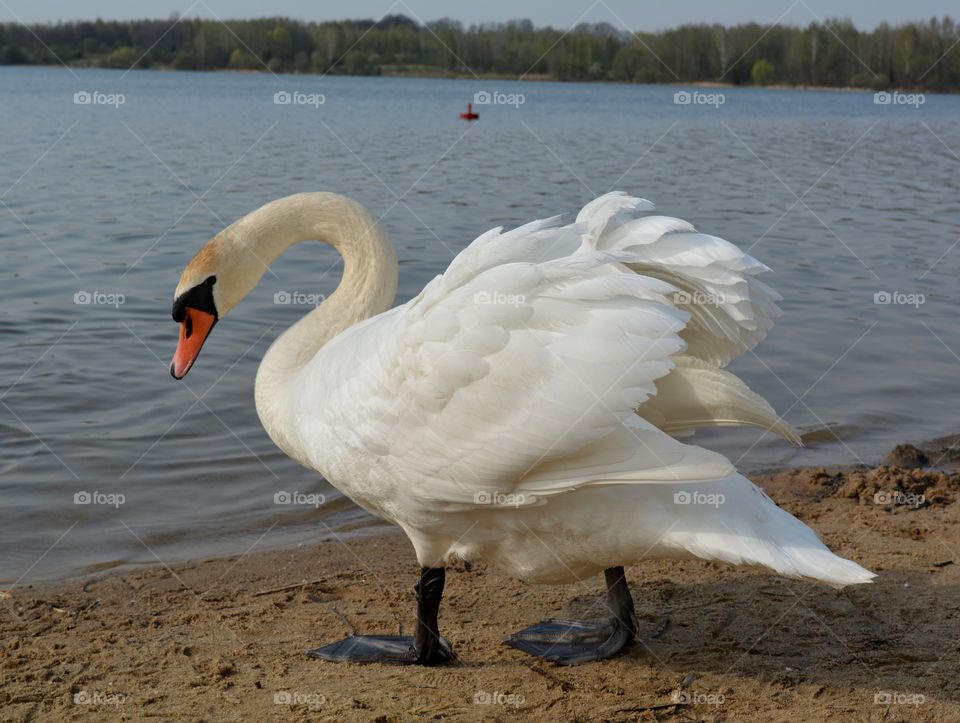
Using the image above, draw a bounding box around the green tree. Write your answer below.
[610,43,646,82]
[268,25,292,62]
[105,45,137,68]
[228,48,255,69]
[751,58,776,84]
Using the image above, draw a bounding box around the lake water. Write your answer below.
[1,67,958,584]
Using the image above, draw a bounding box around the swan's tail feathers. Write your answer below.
[668,475,876,588]
[637,355,802,446]
[516,423,871,587]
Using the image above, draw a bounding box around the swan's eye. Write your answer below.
[206,276,216,286]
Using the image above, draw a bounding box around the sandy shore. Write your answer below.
[3,443,960,722]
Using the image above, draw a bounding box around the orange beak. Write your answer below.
[170,308,217,379]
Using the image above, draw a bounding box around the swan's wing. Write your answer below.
[416,192,780,370]
[577,192,782,367]
[437,214,587,288]
[299,193,784,511]
[301,237,730,510]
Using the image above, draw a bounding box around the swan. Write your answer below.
[170,192,874,666]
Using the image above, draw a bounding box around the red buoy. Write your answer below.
[459,102,479,121]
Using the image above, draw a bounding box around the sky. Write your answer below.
[3,0,954,31]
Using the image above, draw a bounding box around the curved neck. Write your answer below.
[223,193,396,458]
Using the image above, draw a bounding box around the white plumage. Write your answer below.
[211,191,873,589]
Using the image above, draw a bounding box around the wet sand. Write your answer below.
[3,446,960,722]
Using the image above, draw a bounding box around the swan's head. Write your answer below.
[170,229,263,379]
[170,192,395,379]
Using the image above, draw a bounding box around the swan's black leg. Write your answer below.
[505,566,638,665]
[307,567,454,665]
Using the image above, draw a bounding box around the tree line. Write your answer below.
[0,14,957,91]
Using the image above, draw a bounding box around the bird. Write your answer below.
[170,191,874,666]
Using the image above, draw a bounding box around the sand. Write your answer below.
[3,447,960,722]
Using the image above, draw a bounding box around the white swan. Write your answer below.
[170,192,874,666]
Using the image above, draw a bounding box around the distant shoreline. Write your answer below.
[2,14,955,94]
